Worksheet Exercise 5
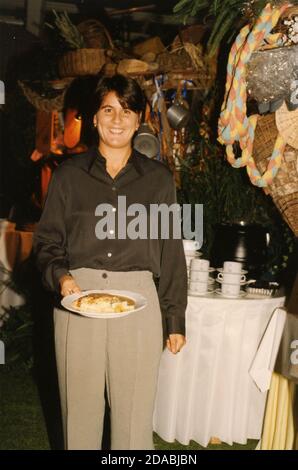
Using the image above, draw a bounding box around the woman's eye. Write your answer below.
[123,109,131,116]
[100,107,112,114]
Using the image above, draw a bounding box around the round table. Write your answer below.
[153,292,286,447]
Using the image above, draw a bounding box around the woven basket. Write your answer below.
[275,5,298,38]
[58,48,105,77]
[253,113,298,236]
[77,20,114,50]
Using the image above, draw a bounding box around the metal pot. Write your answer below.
[133,123,159,158]
[167,103,190,129]
[210,222,269,278]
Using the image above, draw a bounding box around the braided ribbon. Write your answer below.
[218,3,289,187]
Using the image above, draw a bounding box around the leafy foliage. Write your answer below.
[0,304,34,369]
[45,10,86,50]
[0,261,34,369]
[173,0,298,55]
[177,137,295,279]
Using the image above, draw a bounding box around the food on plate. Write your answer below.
[71,293,135,313]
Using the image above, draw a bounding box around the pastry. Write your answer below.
[71,293,135,313]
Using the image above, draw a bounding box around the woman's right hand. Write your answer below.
[59,274,82,297]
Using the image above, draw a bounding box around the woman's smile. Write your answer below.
[94,91,140,151]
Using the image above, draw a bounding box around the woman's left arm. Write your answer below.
[157,174,188,354]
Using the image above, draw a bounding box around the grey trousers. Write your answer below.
[54,268,163,450]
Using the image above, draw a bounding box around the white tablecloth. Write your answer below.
[153,294,286,447]
[0,220,33,315]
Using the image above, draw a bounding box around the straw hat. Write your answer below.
[275,101,298,149]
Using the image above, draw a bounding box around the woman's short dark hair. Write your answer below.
[93,74,146,117]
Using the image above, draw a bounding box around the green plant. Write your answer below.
[0,304,34,369]
[173,0,298,55]
[0,262,34,369]
[46,10,86,50]
[177,136,295,280]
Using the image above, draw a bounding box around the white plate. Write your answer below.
[216,278,253,286]
[61,289,147,319]
[188,289,215,297]
[215,288,247,299]
[190,267,216,273]
[217,267,248,275]
[185,252,202,258]
[189,278,214,285]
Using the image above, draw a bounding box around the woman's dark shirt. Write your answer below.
[33,146,187,335]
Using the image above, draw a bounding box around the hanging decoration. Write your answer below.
[18,80,71,112]
[218,2,290,187]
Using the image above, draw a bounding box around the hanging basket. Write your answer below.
[253,113,298,236]
[58,48,106,77]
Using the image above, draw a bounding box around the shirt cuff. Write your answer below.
[166,315,185,336]
[43,263,69,293]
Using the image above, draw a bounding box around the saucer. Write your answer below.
[185,251,202,257]
[217,267,248,275]
[188,289,215,297]
[190,267,216,273]
[189,278,214,285]
[216,278,251,286]
[215,288,247,299]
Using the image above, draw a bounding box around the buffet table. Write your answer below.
[153,293,286,447]
[0,220,33,315]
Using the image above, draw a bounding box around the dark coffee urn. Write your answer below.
[210,222,269,278]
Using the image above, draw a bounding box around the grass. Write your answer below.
[0,365,50,450]
[0,365,257,451]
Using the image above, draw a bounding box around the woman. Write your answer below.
[33,74,187,450]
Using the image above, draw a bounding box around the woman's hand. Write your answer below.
[59,274,81,297]
[166,334,186,354]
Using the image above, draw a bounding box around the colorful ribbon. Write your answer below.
[218,3,289,187]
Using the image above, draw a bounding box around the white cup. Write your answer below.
[223,261,242,273]
[185,256,195,268]
[189,279,208,294]
[221,282,241,297]
[183,239,200,252]
[191,258,210,271]
[217,272,246,283]
[190,269,209,282]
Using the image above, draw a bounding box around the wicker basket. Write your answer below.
[253,113,298,236]
[77,20,114,50]
[275,5,298,39]
[58,48,105,77]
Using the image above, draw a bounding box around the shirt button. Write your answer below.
[102,273,108,279]
[107,252,112,258]
[112,186,117,191]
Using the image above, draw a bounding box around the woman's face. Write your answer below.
[93,91,140,151]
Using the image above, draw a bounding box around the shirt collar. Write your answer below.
[88,146,144,176]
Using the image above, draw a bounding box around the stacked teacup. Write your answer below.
[183,239,201,274]
[216,261,246,298]
[188,258,214,295]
